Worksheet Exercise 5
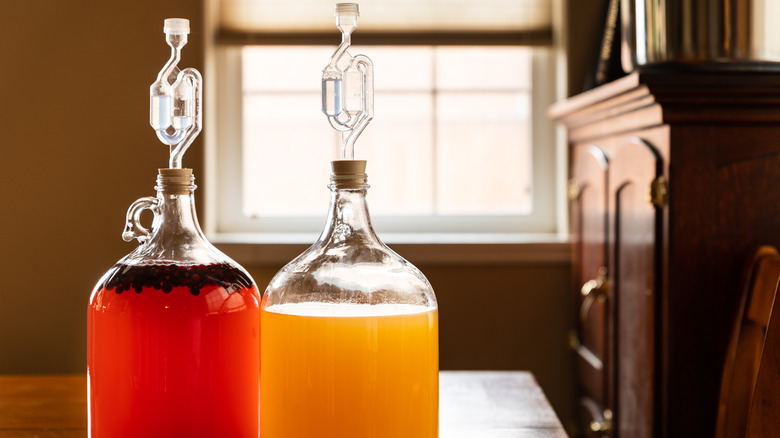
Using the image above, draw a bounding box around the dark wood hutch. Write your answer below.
[550,70,780,437]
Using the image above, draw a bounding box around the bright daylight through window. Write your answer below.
[208,0,557,239]
[244,45,532,216]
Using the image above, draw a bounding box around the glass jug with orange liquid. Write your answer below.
[261,160,439,438]
[87,19,260,438]
[261,6,439,437]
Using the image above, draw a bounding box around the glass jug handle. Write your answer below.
[122,196,159,244]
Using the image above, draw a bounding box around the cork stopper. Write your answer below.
[330,160,368,188]
[156,168,196,195]
[332,160,366,174]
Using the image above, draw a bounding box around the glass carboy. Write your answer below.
[260,5,439,438]
[87,19,260,438]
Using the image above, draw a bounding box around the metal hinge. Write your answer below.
[649,175,668,208]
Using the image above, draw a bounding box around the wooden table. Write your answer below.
[0,371,567,437]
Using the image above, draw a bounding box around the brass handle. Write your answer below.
[580,267,609,324]
[649,175,668,207]
[568,179,581,202]
[568,268,609,367]
[589,409,613,437]
[568,330,581,350]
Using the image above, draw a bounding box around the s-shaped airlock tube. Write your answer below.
[150,18,203,169]
[321,3,374,160]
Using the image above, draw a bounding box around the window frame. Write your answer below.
[203,31,566,248]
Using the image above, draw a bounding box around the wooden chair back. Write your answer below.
[745,253,780,437]
[716,246,780,438]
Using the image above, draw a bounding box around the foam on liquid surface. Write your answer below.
[264,302,435,317]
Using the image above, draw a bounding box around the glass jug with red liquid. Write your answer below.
[87,19,260,438]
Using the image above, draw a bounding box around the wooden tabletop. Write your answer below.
[0,371,567,437]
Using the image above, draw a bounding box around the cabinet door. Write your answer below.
[608,138,661,438]
[571,144,612,433]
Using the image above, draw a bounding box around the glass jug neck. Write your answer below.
[326,186,371,229]
[150,169,206,242]
[155,190,199,227]
[321,160,377,241]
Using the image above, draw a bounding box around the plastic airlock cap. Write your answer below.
[335,3,359,18]
[164,18,190,35]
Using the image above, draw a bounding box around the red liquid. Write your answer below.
[87,263,260,438]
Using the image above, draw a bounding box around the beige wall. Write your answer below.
[0,0,205,373]
[0,0,584,429]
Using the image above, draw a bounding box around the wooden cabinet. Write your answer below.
[550,71,780,438]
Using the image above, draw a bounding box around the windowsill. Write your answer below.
[211,232,572,266]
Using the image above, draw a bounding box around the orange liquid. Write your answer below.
[87,264,260,438]
[260,303,438,438]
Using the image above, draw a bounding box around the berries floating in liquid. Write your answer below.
[101,262,253,296]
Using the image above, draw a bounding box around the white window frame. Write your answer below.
[202,0,571,267]
[206,45,562,235]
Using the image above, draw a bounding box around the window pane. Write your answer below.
[436,93,532,215]
[436,47,531,90]
[351,46,433,91]
[358,93,434,216]
[240,45,534,222]
[242,92,339,216]
[243,46,334,91]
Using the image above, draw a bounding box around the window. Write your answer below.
[206,0,560,241]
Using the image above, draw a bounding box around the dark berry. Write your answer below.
[102,262,254,296]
